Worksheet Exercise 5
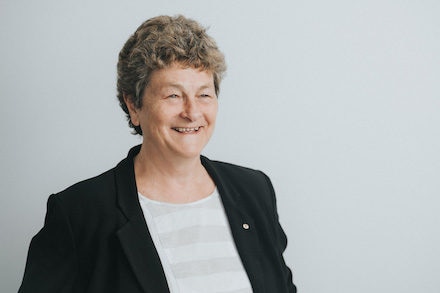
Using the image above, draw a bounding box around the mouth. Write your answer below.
[172,126,202,133]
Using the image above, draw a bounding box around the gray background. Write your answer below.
[1,0,439,292]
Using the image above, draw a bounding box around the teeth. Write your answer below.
[174,127,200,133]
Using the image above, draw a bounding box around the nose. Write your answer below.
[181,97,201,121]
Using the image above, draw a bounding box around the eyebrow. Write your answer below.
[164,83,214,91]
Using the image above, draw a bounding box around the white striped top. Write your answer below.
[138,189,253,293]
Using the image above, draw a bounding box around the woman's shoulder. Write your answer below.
[201,156,273,191]
[202,156,265,177]
[50,166,118,209]
[52,153,133,203]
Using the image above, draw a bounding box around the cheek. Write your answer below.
[145,107,177,129]
[210,111,218,124]
[146,113,165,128]
[206,103,218,122]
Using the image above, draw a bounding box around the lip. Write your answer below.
[172,126,203,133]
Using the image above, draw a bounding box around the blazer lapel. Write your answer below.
[111,147,265,293]
[201,156,266,293]
[114,146,170,293]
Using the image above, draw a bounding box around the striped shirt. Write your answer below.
[138,189,253,293]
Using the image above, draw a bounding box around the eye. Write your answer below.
[200,93,212,98]
[167,94,179,99]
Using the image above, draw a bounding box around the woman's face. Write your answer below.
[126,63,218,159]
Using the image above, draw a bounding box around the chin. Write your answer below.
[174,145,205,159]
[179,150,203,159]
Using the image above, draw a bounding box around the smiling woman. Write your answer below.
[125,65,218,165]
[18,15,296,293]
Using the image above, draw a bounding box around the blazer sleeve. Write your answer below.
[262,172,297,293]
[19,194,78,293]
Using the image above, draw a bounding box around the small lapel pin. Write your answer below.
[242,223,250,230]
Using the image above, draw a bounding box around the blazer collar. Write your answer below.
[201,156,265,292]
[114,145,169,293]
[114,145,264,292]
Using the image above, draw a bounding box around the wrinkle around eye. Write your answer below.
[199,93,216,99]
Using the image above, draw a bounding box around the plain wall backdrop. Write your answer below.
[1,0,439,292]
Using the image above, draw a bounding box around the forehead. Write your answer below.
[148,64,214,89]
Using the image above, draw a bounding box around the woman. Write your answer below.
[19,15,296,293]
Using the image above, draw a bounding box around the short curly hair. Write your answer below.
[117,15,227,135]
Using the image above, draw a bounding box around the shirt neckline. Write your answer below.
[138,188,218,207]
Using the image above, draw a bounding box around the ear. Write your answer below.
[123,94,140,126]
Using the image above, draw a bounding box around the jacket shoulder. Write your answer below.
[202,157,275,204]
[46,160,125,222]
[54,167,116,200]
[204,158,264,179]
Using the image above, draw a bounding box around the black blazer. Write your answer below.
[19,145,296,293]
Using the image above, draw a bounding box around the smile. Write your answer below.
[172,127,201,133]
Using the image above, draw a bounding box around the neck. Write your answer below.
[136,143,203,177]
[134,144,214,203]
